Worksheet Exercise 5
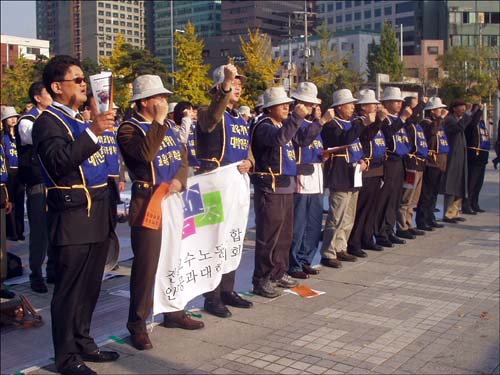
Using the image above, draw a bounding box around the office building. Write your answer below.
[36,0,144,62]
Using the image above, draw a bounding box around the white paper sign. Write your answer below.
[354,163,363,187]
[89,71,112,114]
[153,163,250,314]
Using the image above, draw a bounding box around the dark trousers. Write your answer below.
[26,184,54,282]
[6,171,25,239]
[253,189,294,288]
[463,162,486,210]
[289,193,323,272]
[348,175,381,250]
[203,271,236,302]
[127,226,162,335]
[374,158,404,241]
[416,166,442,226]
[51,240,109,370]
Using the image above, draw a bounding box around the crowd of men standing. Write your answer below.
[0,55,497,375]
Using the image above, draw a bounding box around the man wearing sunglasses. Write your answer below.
[33,55,118,375]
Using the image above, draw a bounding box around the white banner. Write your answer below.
[153,163,250,314]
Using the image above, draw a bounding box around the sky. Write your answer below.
[1,0,37,38]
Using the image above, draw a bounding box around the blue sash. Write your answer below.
[222,111,249,164]
[388,114,410,156]
[0,144,7,183]
[296,119,323,164]
[97,126,120,177]
[125,117,182,184]
[2,134,18,168]
[333,118,364,163]
[370,130,387,160]
[41,106,109,187]
[436,129,449,154]
[478,120,490,151]
[414,124,429,158]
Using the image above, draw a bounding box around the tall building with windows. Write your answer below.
[153,1,222,68]
[36,0,144,62]
[315,0,447,55]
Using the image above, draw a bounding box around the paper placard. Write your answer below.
[142,183,170,230]
[89,72,113,114]
[403,169,417,189]
[354,163,363,188]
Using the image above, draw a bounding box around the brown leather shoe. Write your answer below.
[163,311,204,330]
[288,271,309,279]
[320,258,342,268]
[302,263,320,275]
[130,333,153,350]
[337,251,357,262]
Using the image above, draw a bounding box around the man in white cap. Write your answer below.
[33,55,118,375]
[373,86,413,248]
[415,97,448,230]
[320,89,370,268]
[288,82,334,279]
[195,64,254,318]
[347,89,388,255]
[250,86,315,297]
[118,74,203,352]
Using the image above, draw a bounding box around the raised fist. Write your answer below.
[153,100,168,125]
[222,64,238,90]
[320,108,335,126]
[400,106,413,122]
[294,103,308,118]
[363,112,376,126]
[89,110,116,136]
[377,107,388,121]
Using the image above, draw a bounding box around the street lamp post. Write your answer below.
[293,7,316,81]
[171,28,185,88]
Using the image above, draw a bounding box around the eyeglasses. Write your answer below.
[60,77,86,84]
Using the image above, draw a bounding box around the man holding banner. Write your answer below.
[195,63,254,318]
[117,75,203,352]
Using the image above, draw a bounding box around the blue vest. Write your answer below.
[414,124,429,159]
[41,106,109,188]
[296,119,323,164]
[187,121,200,167]
[388,114,410,156]
[333,117,364,163]
[97,125,120,177]
[221,111,249,164]
[436,129,449,154]
[2,134,18,169]
[370,130,387,160]
[478,120,491,151]
[125,117,182,184]
[0,143,7,183]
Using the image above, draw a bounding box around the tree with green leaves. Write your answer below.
[170,21,211,105]
[239,28,281,107]
[81,57,101,77]
[437,45,499,103]
[366,22,403,82]
[1,56,40,109]
[366,38,380,83]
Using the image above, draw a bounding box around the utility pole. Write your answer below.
[287,14,293,94]
[293,5,316,81]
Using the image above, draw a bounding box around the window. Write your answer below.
[327,3,333,12]
[113,12,118,17]
[427,46,439,55]
[328,17,334,24]
[342,42,349,50]
[105,3,110,8]
[449,11,461,24]
[364,23,372,29]
[99,26,104,31]
[405,68,419,78]
[98,10,104,15]
[345,13,352,21]
[374,8,381,17]
[106,27,111,32]
[364,10,371,18]
[491,12,500,24]
[106,43,112,48]
[120,21,125,26]
[113,4,118,9]
[355,12,361,20]
[99,50,105,56]
[106,51,112,56]
[384,7,392,15]
[336,15,343,23]
[98,2,104,7]
[220,49,229,57]
[396,16,414,27]
[491,35,498,46]
[427,68,439,80]
[396,2,415,14]
[336,2,342,10]
[120,5,125,10]
[374,22,381,30]
[345,1,352,8]
[27,47,41,55]
[354,0,361,6]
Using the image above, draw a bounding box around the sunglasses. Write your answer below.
[60,77,86,84]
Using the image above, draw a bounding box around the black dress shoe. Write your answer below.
[320,257,342,268]
[302,263,320,275]
[204,299,232,318]
[462,208,477,215]
[59,363,97,375]
[443,216,458,223]
[376,238,394,248]
[416,224,434,231]
[455,217,466,222]
[81,350,120,363]
[347,248,367,258]
[288,271,310,279]
[30,280,48,293]
[130,333,153,350]
[389,233,406,244]
[430,221,444,228]
[362,241,383,251]
[221,291,253,308]
[408,228,425,236]
[472,206,485,213]
[395,230,415,240]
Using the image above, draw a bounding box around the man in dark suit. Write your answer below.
[33,55,119,375]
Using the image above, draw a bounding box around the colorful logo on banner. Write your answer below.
[181,183,224,239]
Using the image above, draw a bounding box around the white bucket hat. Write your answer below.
[1,106,19,121]
[330,89,358,108]
[239,106,251,117]
[129,75,172,102]
[262,87,294,109]
[211,65,247,90]
[168,102,178,114]
[357,89,380,105]
[425,97,447,111]
[381,86,404,102]
[256,94,264,108]
[291,82,322,105]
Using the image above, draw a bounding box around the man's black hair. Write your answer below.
[28,81,46,106]
[43,55,82,98]
[173,101,193,125]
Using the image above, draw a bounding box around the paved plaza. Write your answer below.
[1,165,499,375]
